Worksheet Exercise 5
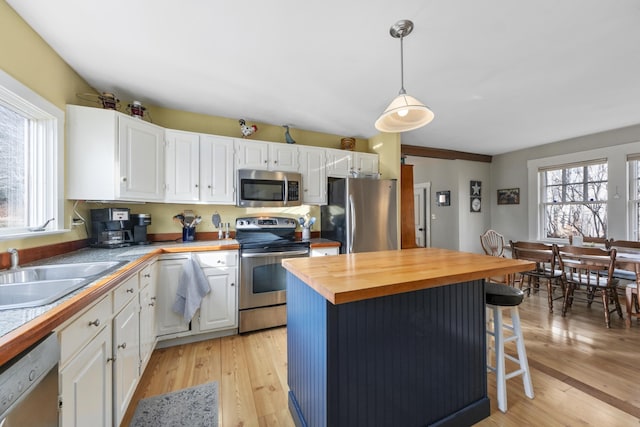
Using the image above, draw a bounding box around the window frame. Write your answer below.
[0,69,64,240]
[538,159,608,241]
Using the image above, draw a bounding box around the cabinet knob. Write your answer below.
[195,184,199,188]
[274,160,278,164]
[126,288,134,293]
[149,302,155,307]
[230,282,235,287]
[144,273,151,278]
[88,319,100,327]
[118,342,127,350]
[264,160,268,164]
[208,185,212,189]
[121,177,127,182]
[107,357,115,363]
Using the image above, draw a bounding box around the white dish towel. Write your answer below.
[172,256,211,323]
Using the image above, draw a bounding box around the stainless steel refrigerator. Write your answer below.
[321,177,398,254]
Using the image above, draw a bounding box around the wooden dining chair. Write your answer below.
[480,230,512,285]
[509,241,564,312]
[605,239,640,327]
[556,245,623,328]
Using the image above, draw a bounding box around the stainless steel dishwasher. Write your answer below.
[0,333,59,427]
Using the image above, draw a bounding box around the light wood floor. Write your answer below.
[122,291,640,426]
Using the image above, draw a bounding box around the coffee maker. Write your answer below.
[90,208,133,248]
[128,213,152,245]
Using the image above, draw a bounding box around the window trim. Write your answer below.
[0,69,64,240]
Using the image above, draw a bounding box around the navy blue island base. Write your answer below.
[286,272,490,427]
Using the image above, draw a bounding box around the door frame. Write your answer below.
[414,182,431,247]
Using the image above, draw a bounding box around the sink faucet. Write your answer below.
[7,248,19,270]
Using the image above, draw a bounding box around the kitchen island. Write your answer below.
[282,247,535,427]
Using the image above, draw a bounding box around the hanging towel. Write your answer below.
[172,256,211,323]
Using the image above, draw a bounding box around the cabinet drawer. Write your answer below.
[113,274,139,314]
[310,247,339,257]
[196,251,238,268]
[59,294,112,367]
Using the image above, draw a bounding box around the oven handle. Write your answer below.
[241,249,309,258]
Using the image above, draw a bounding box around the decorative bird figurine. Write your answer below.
[283,125,296,144]
[239,119,257,138]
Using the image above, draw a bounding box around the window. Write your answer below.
[539,159,608,239]
[0,70,63,238]
[628,156,640,240]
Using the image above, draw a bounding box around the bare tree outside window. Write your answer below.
[0,104,27,229]
[541,162,608,239]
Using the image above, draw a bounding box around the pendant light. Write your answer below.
[375,20,434,133]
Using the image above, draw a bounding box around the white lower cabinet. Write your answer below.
[59,295,113,427]
[113,296,140,425]
[139,262,158,370]
[156,255,190,337]
[196,257,238,332]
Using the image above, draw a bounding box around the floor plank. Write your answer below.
[122,291,640,426]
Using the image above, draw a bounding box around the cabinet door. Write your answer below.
[199,268,237,332]
[235,139,269,170]
[165,130,200,202]
[156,257,190,337]
[353,152,379,175]
[113,297,140,426]
[269,143,299,171]
[139,262,157,370]
[200,135,235,203]
[60,325,112,427]
[118,115,165,201]
[326,148,353,178]
[299,146,327,205]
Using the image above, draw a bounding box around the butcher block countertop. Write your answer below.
[282,247,536,305]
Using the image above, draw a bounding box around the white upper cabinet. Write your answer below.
[235,139,270,170]
[165,130,200,202]
[353,152,379,175]
[269,143,299,172]
[235,139,299,172]
[67,105,165,201]
[325,148,353,178]
[299,146,327,205]
[200,135,235,204]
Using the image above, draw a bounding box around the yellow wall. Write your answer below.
[0,0,400,251]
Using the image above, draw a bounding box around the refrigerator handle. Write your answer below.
[349,194,355,253]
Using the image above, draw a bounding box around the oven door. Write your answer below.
[239,248,309,310]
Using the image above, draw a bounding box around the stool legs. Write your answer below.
[486,304,534,413]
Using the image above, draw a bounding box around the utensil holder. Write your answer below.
[182,227,195,242]
[302,228,310,240]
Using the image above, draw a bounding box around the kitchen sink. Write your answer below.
[0,261,123,285]
[0,278,87,310]
[0,261,127,310]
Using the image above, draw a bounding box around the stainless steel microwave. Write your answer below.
[236,169,302,207]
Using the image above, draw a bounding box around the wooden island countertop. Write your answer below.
[282,247,535,304]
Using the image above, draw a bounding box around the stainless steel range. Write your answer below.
[235,216,310,333]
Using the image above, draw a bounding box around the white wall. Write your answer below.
[490,122,640,243]
[407,156,490,252]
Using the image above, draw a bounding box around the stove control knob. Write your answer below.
[238,221,244,226]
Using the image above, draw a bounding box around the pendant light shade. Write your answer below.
[375,20,434,133]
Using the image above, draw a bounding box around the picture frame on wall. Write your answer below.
[436,191,450,206]
[470,180,481,212]
[497,188,520,205]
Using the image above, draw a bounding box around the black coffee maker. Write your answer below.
[129,213,152,245]
[90,208,133,248]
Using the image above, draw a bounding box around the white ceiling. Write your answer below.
[7,0,640,155]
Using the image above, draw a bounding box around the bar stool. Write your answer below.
[485,282,534,413]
